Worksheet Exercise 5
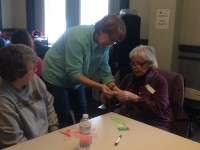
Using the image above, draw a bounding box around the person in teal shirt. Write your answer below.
[42,14,126,128]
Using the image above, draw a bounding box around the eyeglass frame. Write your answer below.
[109,34,120,45]
[29,64,37,73]
[129,61,148,67]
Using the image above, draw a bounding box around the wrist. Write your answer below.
[135,96,140,102]
[110,84,117,91]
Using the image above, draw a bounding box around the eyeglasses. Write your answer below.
[129,61,148,67]
[109,35,120,45]
[33,66,37,73]
[30,64,37,73]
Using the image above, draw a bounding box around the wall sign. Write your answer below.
[156,9,170,29]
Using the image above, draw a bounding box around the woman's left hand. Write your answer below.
[115,90,139,102]
[100,84,115,96]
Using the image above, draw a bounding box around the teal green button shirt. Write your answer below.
[42,25,114,89]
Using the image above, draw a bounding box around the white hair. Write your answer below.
[129,45,158,68]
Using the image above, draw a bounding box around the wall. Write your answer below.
[1,0,26,28]
[129,0,150,40]
[130,0,200,99]
[130,0,200,46]
[130,0,181,71]
[180,0,200,45]
[2,0,200,46]
[34,0,44,32]
[1,0,200,98]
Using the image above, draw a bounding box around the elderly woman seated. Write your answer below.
[0,44,58,149]
[100,45,172,131]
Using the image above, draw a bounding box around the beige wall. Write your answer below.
[1,0,26,28]
[180,0,200,45]
[129,0,150,39]
[2,0,200,47]
[149,0,180,71]
[130,0,179,70]
[130,0,200,71]
[1,0,200,68]
[130,0,200,46]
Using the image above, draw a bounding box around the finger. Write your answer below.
[103,90,114,95]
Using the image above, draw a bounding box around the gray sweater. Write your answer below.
[0,75,58,149]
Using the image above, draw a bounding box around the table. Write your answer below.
[4,112,200,150]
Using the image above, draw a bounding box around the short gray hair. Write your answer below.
[0,44,37,81]
[129,45,158,68]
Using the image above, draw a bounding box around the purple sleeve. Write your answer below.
[138,75,169,117]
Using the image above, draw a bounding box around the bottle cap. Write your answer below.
[83,114,89,118]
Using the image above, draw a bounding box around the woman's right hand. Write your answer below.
[99,84,115,96]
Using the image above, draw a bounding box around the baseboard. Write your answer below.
[185,87,200,101]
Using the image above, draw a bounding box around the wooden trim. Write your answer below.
[179,44,200,53]
[140,39,148,45]
[179,56,200,61]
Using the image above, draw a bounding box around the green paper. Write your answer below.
[111,117,129,131]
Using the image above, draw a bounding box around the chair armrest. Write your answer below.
[172,121,191,137]
[172,106,192,138]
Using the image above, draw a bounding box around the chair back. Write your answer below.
[157,69,191,137]
[156,69,184,118]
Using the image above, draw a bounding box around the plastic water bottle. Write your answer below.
[79,114,92,150]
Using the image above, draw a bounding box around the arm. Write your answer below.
[78,74,114,95]
[0,99,27,149]
[116,72,169,116]
[38,76,58,132]
[44,91,59,132]
[115,90,139,102]
[95,48,122,93]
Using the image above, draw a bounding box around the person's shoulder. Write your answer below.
[121,72,134,82]
[31,75,45,87]
[69,25,94,33]
[123,72,133,79]
[0,80,15,108]
[153,69,165,79]
[152,69,168,84]
[0,78,8,94]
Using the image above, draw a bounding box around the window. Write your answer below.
[44,0,110,43]
[44,0,66,44]
[80,0,109,25]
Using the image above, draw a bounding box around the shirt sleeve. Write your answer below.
[38,77,59,131]
[64,37,86,83]
[44,91,59,132]
[0,99,28,149]
[96,48,115,84]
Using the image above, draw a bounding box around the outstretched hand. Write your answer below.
[115,90,139,102]
[100,84,115,96]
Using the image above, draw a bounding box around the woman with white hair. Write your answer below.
[101,45,172,131]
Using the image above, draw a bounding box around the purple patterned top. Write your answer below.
[118,68,172,131]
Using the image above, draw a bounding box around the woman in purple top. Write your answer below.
[101,45,172,131]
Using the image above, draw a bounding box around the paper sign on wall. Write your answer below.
[156,9,170,29]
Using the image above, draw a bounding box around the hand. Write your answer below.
[112,86,123,93]
[114,91,127,102]
[115,91,139,102]
[100,84,115,96]
[99,93,114,104]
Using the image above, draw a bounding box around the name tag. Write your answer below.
[145,84,155,94]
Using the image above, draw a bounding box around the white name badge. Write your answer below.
[145,84,155,94]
